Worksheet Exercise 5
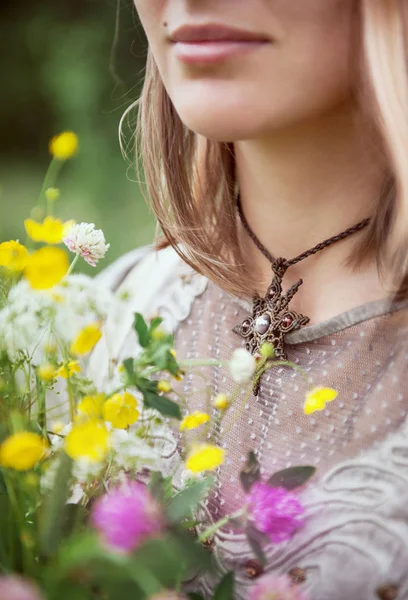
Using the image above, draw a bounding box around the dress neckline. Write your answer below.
[227,291,408,344]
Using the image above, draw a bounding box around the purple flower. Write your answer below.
[0,576,44,600]
[250,574,309,600]
[247,483,304,543]
[91,480,164,553]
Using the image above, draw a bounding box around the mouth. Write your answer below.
[169,24,271,65]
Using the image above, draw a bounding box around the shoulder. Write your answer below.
[96,244,204,296]
[91,245,208,370]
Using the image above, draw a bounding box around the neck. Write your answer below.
[234,102,389,322]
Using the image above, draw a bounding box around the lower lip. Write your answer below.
[173,40,268,65]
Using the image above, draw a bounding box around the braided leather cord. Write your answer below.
[236,194,370,267]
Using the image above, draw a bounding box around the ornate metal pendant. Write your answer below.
[233,258,310,388]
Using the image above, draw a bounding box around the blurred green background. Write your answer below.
[0,0,154,274]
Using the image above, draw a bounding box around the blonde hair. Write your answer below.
[123,0,408,298]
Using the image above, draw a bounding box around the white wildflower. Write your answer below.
[63,222,110,267]
[110,429,160,471]
[73,458,104,484]
[228,348,257,384]
[68,483,84,505]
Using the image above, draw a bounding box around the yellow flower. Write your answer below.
[24,247,69,290]
[65,420,109,462]
[180,411,210,432]
[70,324,102,356]
[0,432,47,471]
[304,387,338,415]
[185,444,225,474]
[56,360,81,379]
[45,187,60,202]
[157,380,172,394]
[213,393,229,411]
[77,394,105,419]
[170,349,177,358]
[24,217,74,245]
[49,131,79,160]
[37,363,57,382]
[0,241,29,272]
[103,392,140,429]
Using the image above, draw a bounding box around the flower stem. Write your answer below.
[37,157,64,210]
[199,508,245,542]
[179,358,223,369]
[66,254,80,277]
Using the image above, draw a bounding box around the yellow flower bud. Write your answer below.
[37,363,57,382]
[173,369,185,382]
[157,380,172,394]
[151,328,166,341]
[213,393,229,411]
[49,131,79,160]
[260,342,275,359]
[45,187,60,202]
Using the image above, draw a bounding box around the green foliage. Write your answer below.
[166,477,214,522]
[214,572,235,600]
[40,453,74,556]
[0,0,154,264]
[267,466,316,490]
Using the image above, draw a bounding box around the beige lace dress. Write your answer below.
[89,245,408,600]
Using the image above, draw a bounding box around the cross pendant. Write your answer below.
[232,258,310,394]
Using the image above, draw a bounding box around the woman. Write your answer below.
[90,1,408,598]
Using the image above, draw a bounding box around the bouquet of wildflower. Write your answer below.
[0,133,337,600]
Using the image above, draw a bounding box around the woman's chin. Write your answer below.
[173,104,271,142]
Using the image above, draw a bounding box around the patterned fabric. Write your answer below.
[89,246,408,600]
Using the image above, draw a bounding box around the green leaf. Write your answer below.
[148,471,174,504]
[188,594,205,600]
[245,525,268,567]
[48,581,90,600]
[149,317,163,333]
[40,452,73,556]
[143,390,182,420]
[239,451,261,493]
[214,572,235,600]
[122,357,136,386]
[167,477,214,522]
[267,466,316,490]
[61,504,88,538]
[134,313,150,348]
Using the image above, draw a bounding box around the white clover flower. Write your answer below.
[228,348,257,384]
[63,222,110,267]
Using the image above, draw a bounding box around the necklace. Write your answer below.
[233,196,370,390]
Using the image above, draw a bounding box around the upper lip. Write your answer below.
[170,24,270,43]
